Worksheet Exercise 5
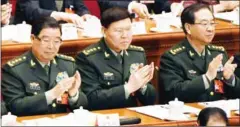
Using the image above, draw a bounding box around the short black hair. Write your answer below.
[101,7,132,28]
[197,107,228,126]
[181,3,212,34]
[31,17,61,36]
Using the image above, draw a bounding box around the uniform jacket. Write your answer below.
[2,51,88,116]
[1,100,8,116]
[14,0,89,24]
[97,0,171,15]
[76,38,156,110]
[159,39,240,103]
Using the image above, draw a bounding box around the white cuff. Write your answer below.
[128,1,138,14]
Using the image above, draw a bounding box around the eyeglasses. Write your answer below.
[194,21,218,28]
[35,36,62,46]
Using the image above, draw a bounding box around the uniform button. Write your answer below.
[52,103,56,108]
[210,91,214,96]
[34,92,38,95]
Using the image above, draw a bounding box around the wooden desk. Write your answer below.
[16,103,240,126]
[2,20,240,103]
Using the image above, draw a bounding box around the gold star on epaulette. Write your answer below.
[57,54,75,62]
[129,45,144,51]
[208,45,225,52]
[82,46,101,56]
[170,46,186,55]
[7,56,27,67]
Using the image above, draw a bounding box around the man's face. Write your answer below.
[32,28,62,63]
[104,18,133,53]
[188,8,216,45]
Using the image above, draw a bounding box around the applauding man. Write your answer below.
[2,17,87,116]
[159,4,240,103]
[76,7,156,110]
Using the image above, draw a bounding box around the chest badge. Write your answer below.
[103,72,114,80]
[188,70,197,74]
[29,82,41,91]
[56,71,69,82]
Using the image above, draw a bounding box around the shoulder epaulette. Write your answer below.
[56,54,75,62]
[169,46,186,55]
[128,45,144,52]
[207,45,225,52]
[7,56,27,67]
[82,46,101,56]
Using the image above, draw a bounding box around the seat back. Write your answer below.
[83,0,101,18]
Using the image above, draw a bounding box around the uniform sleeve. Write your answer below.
[136,51,156,105]
[233,54,240,78]
[1,65,49,116]
[17,0,53,24]
[227,76,240,98]
[67,62,88,110]
[159,53,207,102]
[73,0,90,16]
[97,0,130,14]
[76,53,126,110]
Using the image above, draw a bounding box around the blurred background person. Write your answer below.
[197,107,228,126]
[13,0,98,28]
[172,0,239,15]
[1,0,12,26]
[98,0,183,18]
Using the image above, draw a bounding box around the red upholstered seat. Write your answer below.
[9,0,16,16]
[83,0,101,18]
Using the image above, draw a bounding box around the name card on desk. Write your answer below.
[61,23,78,40]
[2,22,32,43]
[97,113,120,126]
[132,21,146,35]
[214,10,239,25]
[82,17,102,38]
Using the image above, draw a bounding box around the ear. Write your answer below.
[185,23,191,35]
[102,27,107,37]
[30,34,35,43]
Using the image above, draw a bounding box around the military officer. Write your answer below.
[159,4,240,103]
[1,17,87,116]
[76,7,156,110]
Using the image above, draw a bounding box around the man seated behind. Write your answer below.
[14,0,98,28]
[2,17,87,116]
[159,4,240,103]
[197,107,228,126]
[76,7,156,110]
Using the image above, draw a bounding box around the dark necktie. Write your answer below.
[44,65,49,75]
[116,54,123,64]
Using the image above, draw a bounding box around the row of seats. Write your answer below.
[9,0,101,18]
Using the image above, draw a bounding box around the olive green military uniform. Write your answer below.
[76,38,156,110]
[1,100,8,116]
[159,39,240,103]
[1,51,88,116]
